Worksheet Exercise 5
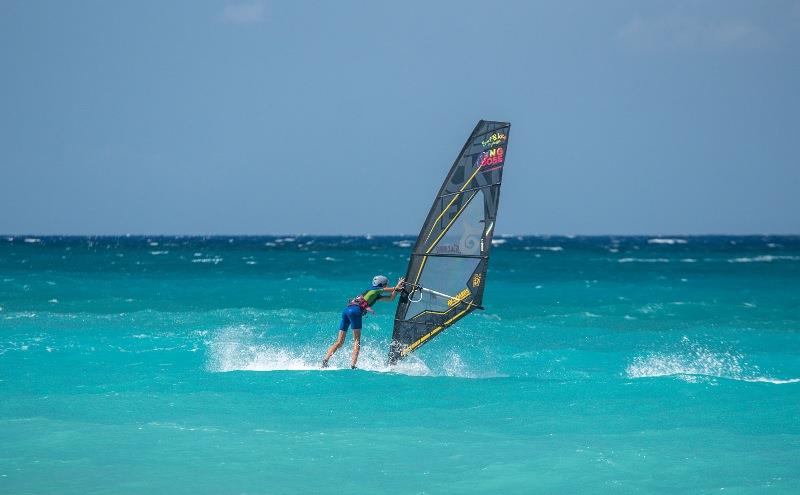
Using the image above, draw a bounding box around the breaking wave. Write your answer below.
[626,337,799,385]
[647,238,687,245]
[728,255,800,263]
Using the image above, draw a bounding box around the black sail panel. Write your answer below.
[389,120,510,364]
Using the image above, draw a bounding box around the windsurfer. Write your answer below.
[322,275,404,369]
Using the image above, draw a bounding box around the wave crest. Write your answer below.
[626,337,799,384]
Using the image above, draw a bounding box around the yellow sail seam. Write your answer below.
[401,303,473,356]
[421,164,485,247]
[412,190,478,285]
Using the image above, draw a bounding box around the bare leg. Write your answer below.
[323,331,346,365]
[350,329,361,368]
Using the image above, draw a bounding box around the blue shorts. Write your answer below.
[339,305,363,332]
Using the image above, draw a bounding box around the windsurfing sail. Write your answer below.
[388,120,510,364]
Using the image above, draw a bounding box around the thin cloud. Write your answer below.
[618,14,770,51]
[221,2,265,24]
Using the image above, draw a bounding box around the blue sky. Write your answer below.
[1,1,798,235]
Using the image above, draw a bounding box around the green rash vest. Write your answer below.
[361,286,385,307]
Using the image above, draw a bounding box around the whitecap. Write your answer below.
[728,255,800,263]
[393,240,413,248]
[536,246,563,252]
[648,238,687,245]
[739,377,800,385]
[192,257,223,264]
[491,239,506,246]
[48,299,58,304]
[618,258,670,263]
[150,251,169,255]
[626,337,798,385]
[24,238,41,244]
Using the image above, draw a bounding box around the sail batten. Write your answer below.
[388,120,510,364]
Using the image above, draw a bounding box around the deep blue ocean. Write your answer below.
[1,235,799,494]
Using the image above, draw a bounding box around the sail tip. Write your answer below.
[479,119,510,126]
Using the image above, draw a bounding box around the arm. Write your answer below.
[380,277,405,302]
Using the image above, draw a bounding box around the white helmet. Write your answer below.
[372,275,389,287]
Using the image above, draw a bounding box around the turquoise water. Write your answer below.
[1,235,799,494]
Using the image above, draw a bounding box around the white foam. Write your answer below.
[637,303,663,314]
[647,238,687,245]
[491,239,506,246]
[739,377,800,385]
[149,241,159,247]
[205,327,494,378]
[324,257,338,262]
[192,257,223,264]
[392,240,413,248]
[728,255,800,263]
[149,251,169,255]
[618,258,670,263]
[536,246,564,252]
[626,337,799,385]
[24,238,41,244]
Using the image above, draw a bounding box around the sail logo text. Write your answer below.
[479,147,505,167]
[481,132,507,148]
[434,244,461,254]
[448,288,471,307]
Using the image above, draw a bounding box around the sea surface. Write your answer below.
[1,235,799,494]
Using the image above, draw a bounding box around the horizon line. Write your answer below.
[3,233,799,238]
